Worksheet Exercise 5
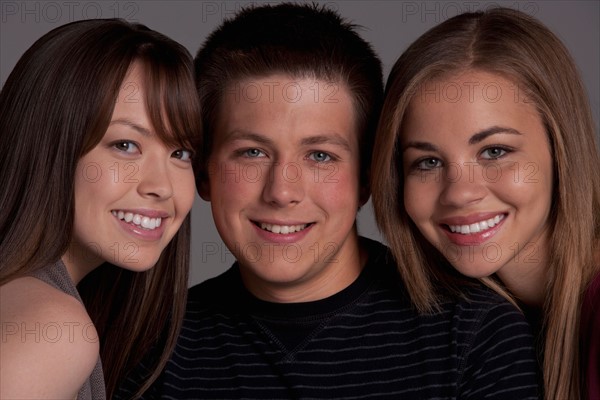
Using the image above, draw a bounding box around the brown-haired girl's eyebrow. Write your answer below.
[110,118,152,137]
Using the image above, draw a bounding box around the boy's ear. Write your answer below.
[359,168,371,207]
[198,172,211,201]
[198,179,210,201]
[359,184,371,208]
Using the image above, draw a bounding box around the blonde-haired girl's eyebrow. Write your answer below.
[469,126,522,145]
[403,126,523,153]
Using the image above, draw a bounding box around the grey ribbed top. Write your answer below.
[30,260,106,400]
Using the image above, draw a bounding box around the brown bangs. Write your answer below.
[139,54,202,157]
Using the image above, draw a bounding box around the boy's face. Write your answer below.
[202,74,365,302]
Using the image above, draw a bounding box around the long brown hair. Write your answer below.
[0,19,202,398]
[372,8,600,399]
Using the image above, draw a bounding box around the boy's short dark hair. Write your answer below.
[194,2,383,187]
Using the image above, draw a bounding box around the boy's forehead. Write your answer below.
[212,74,360,140]
[214,78,356,141]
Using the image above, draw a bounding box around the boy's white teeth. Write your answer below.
[260,222,307,234]
[448,214,504,234]
[112,210,162,230]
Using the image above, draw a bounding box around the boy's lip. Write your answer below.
[251,219,312,226]
[252,219,314,234]
[250,219,315,243]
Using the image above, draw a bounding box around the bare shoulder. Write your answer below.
[0,276,100,399]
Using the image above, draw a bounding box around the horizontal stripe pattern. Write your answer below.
[117,240,540,399]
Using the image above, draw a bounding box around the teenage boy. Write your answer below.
[117,4,540,399]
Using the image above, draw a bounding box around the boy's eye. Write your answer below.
[308,151,331,162]
[416,158,441,170]
[481,147,508,160]
[173,149,193,161]
[244,148,264,158]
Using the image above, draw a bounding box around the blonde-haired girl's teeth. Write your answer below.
[449,214,504,235]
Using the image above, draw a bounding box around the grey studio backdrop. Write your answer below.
[1,0,598,287]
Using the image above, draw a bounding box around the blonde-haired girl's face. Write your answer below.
[401,70,553,282]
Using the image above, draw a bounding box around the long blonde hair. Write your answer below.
[372,8,600,399]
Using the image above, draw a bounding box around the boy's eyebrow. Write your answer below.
[225,131,274,145]
[225,131,352,151]
[403,126,523,152]
[300,134,351,151]
[110,119,152,136]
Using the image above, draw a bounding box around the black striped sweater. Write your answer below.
[118,239,540,399]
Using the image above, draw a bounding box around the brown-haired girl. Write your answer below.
[0,19,202,399]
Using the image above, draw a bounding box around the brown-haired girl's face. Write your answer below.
[401,69,553,282]
[62,63,196,280]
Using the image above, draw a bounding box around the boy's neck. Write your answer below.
[240,234,367,303]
